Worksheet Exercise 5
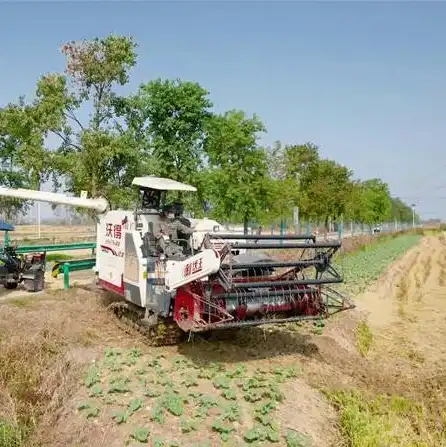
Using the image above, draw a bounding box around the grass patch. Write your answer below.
[356,321,373,357]
[0,419,25,446]
[325,389,442,447]
[396,273,410,318]
[7,297,40,308]
[0,327,66,445]
[45,253,74,262]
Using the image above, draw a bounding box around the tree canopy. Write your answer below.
[0,34,418,226]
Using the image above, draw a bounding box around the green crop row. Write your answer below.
[335,234,422,295]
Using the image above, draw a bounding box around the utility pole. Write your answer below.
[411,203,416,232]
[37,202,41,239]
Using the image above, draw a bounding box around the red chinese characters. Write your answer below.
[184,263,192,277]
[113,224,122,239]
[105,223,123,239]
[183,258,203,277]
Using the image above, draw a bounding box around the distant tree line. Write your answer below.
[0,35,418,230]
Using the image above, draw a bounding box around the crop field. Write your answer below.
[335,233,423,295]
[8,224,96,243]
[0,229,446,446]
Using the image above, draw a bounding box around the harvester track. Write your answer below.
[108,301,185,346]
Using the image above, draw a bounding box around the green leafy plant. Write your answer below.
[222,388,237,400]
[180,418,198,433]
[284,429,312,447]
[84,365,100,388]
[108,376,131,394]
[77,403,100,419]
[212,418,234,442]
[244,426,279,443]
[163,392,185,416]
[123,347,142,366]
[131,427,150,443]
[88,384,103,397]
[151,406,165,424]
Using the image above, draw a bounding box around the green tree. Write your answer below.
[114,78,213,209]
[32,35,141,209]
[0,119,30,219]
[266,141,319,181]
[203,110,268,233]
[344,180,366,222]
[390,197,415,223]
[264,142,303,224]
[358,179,392,224]
[282,142,320,180]
[299,158,354,228]
[0,100,52,219]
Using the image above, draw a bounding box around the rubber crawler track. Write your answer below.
[107,301,186,346]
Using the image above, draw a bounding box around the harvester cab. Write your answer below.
[0,176,354,344]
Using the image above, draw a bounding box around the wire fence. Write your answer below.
[225,220,422,239]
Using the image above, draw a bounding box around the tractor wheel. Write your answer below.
[5,281,18,290]
[24,271,45,293]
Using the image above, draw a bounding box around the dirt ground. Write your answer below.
[0,233,445,446]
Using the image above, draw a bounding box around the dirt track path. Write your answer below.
[355,234,446,371]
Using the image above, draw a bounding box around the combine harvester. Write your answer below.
[0,177,354,344]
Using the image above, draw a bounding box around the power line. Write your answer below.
[398,196,446,200]
[401,164,446,196]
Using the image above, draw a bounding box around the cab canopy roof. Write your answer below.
[189,218,222,232]
[132,176,197,192]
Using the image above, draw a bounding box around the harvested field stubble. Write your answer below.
[0,290,130,446]
[315,234,446,447]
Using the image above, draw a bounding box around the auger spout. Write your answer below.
[0,186,108,214]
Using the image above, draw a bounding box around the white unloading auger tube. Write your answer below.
[0,186,108,214]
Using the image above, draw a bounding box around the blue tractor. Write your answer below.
[0,221,46,292]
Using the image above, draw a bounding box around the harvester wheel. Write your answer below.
[5,281,18,290]
[23,270,45,293]
[108,301,185,346]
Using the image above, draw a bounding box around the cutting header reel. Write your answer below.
[171,232,353,332]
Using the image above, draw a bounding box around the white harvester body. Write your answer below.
[0,176,352,336]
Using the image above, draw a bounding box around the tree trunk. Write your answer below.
[243,216,249,235]
[91,172,97,198]
[324,216,329,232]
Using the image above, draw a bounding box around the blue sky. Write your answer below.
[1,1,445,220]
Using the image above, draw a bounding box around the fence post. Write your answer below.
[306,222,311,237]
[63,263,70,289]
[338,219,344,240]
[280,220,285,246]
